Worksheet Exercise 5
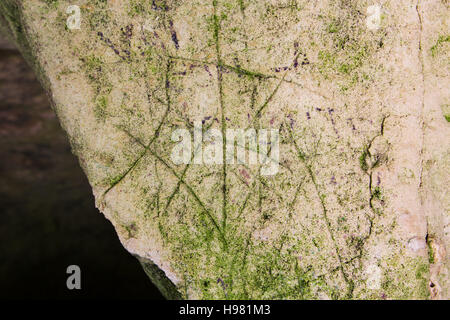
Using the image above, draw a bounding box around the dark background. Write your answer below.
[0,36,164,299]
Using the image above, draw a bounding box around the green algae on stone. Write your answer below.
[1,0,448,300]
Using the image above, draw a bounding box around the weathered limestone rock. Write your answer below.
[1,0,448,299]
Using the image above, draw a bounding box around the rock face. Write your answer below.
[1,0,448,299]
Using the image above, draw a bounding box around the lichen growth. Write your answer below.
[1,0,443,300]
[431,35,450,58]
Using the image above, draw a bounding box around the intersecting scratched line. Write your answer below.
[120,127,227,246]
[285,120,354,297]
[161,117,217,217]
[212,0,229,242]
[101,59,173,198]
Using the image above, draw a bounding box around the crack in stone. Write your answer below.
[415,0,426,193]
[354,115,389,266]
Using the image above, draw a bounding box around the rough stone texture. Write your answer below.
[1,0,448,299]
